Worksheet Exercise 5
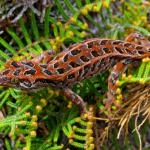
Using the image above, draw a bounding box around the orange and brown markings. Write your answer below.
[0,33,150,113]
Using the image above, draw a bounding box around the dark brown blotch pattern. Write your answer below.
[11,61,20,68]
[21,61,34,67]
[14,69,21,76]
[43,70,52,75]
[24,69,36,75]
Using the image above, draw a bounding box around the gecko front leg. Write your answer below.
[63,88,87,114]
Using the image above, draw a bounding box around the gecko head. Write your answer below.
[0,68,36,90]
[0,68,20,88]
[0,60,58,90]
[0,60,36,90]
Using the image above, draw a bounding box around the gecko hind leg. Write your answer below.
[63,88,87,114]
[101,60,130,112]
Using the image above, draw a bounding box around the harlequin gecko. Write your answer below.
[0,32,150,114]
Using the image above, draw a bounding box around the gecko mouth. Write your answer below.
[0,77,11,86]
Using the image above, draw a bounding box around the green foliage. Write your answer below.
[0,0,149,149]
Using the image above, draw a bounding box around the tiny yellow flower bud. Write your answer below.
[81,8,88,15]
[82,23,88,29]
[29,101,33,106]
[89,136,94,142]
[48,89,54,95]
[70,17,76,23]
[57,21,62,26]
[30,131,36,137]
[139,78,145,84]
[50,39,55,45]
[40,99,47,106]
[69,139,73,143]
[93,5,98,12]
[55,37,60,42]
[73,126,77,130]
[81,113,88,120]
[116,80,121,86]
[103,1,109,8]
[25,112,30,117]
[122,73,126,80]
[142,57,150,62]
[65,24,69,30]
[117,94,123,100]
[115,100,121,108]
[52,45,57,50]
[81,31,87,37]
[32,115,38,121]
[67,31,74,38]
[112,105,116,110]
[116,88,121,95]
[21,121,26,125]
[128,75,132,80]
[141,16,146,22]
[31,122,38,127]
[87,122,93,129]
[89,144,95,149]
[75,118,81,122]
[86,129,93,136]
[67,101,72,109]
[36,105,42,112]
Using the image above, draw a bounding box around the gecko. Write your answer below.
[0,32,149,114]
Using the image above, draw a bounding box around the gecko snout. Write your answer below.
[0,76,11,86]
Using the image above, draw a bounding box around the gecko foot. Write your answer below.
[100,92,115,113]
[63,88,87,115]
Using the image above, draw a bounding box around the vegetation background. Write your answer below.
[0,0,149,149]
